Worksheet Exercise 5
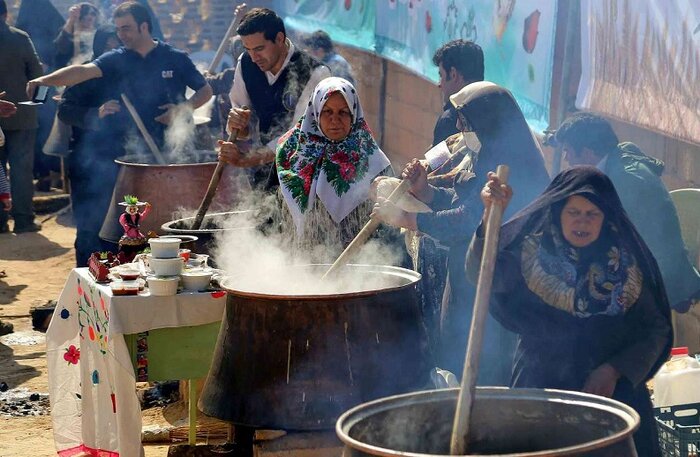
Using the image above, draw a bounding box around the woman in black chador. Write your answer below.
[468,166,672,457]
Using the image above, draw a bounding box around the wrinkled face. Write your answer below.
[560,195,605,248]
[241,32,286,73]
[319,92,353,141]
[438,64,463,104]
[115,14,147,50]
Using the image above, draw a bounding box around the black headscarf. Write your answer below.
[92,24,119,59]
[496,166,671,377]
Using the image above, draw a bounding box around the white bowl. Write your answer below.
[149,237,182,258]
[149,256,184,276]
[181,270,213,291]
[147,276,179,296]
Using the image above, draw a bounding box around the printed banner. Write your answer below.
[273,0,557,131]
[577,0,700,145]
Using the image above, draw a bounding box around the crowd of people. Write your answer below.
[1,3,699,456]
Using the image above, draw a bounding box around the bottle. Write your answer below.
[653,346,700,407]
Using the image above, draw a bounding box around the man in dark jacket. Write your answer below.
[0,0,44,233]
[58,25,124,266]
[555,112,700,312]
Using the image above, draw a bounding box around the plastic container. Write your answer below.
[654,403,700,457]
[181,270,213,291]
[149,256,185,276]
[653,347,700,408]
[148,237,182,258]
[147,276,179,296]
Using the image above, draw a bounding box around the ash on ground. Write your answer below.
[0,386,50,417]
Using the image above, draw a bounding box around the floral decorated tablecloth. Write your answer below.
[47,268,226,457]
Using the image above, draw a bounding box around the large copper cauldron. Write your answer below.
[337,387,639,456]
[99,152,250,242]
[198,264,429,431]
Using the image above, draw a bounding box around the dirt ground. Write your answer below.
[0,211,172,457]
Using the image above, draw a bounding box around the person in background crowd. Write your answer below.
[554,112,700,312]
[0,98,11,335]
[373,82,550,382]
[58,25,124,266]
[16,0,65,71]
[26,1,212,152]
[470,166,672,457]
[54,2,100,69]
[303,30,355,86]
[206,36,245,137]
[0,0,44,233]
[217,7,330,189]
[401,39,485,356]
[431,39,484,147]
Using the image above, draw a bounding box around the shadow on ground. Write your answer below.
[0,232,70,261]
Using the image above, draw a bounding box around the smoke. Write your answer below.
[211,188,411,295]
[163,103,196,163]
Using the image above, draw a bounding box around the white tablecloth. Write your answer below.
[47,268,226,457]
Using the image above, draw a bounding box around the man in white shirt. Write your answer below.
[218,7,330,189]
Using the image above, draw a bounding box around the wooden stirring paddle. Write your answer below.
[450,164,509,455]
[322,178,412,280]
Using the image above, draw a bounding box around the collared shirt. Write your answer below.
[93,40,206,144]
[0,22,43,130]
[229,39,331,150]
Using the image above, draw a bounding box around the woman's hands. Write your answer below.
[372,198,417,230]
[583,363,621,398]
[480,171,513,224]
[402,158,433,203]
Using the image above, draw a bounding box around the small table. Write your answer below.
[47,268,225,456]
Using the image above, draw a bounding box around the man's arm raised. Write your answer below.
[26,63,102,98]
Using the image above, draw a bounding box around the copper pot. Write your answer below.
[99,152,250,243]
[336,387,639,456]
[198,264,430,430]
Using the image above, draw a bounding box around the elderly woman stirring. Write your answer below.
[471,166,672,457]
[220,77,397,262]
[373,82,550,383]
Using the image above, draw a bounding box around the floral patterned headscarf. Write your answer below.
[276,77,390,233]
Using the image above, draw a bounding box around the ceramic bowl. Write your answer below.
[149,256,184,276]
[149,237,182,258]
[147,275,179,296]
[181,270,213,291]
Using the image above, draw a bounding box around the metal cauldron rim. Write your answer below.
[161,210,254,234]
[221,263,421,301]
[335,387,640,457]
[115,152,218,168]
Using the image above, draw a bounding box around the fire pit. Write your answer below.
[198,264,429,431]
[99,151,250,243]
[336,387,639,456]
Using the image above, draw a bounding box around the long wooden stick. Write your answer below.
[191,128,240,230]
[120,93,166,165]
[207,3,247,74]
[322,179,412,279]
[450,165,509,455]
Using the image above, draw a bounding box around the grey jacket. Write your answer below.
[0,22,43,130]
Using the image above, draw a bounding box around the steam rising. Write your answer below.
[212,189,411,295]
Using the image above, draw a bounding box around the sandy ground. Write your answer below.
[0,212,171,457]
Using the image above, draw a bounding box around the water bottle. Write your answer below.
[653,346,700,407]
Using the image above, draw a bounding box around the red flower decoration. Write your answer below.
[64,345,80,365]
[88,326,96,341]
[339,162,356,180]
[77,285,83,296]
